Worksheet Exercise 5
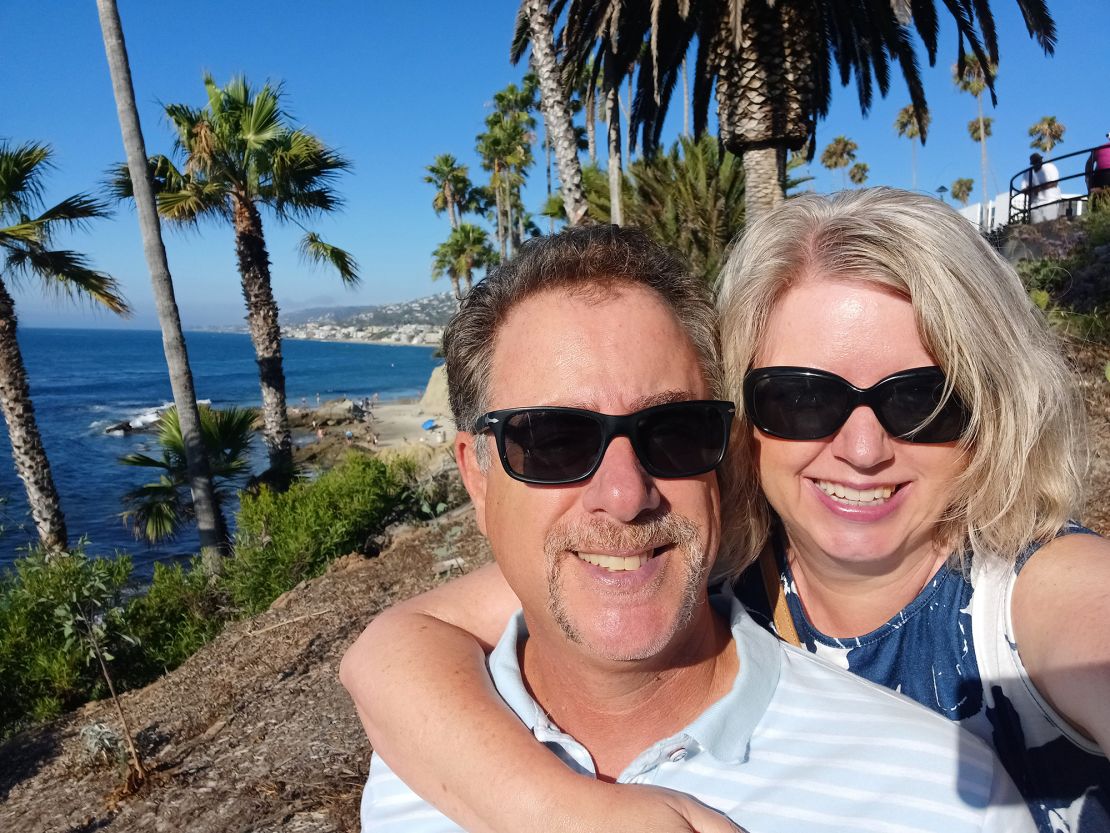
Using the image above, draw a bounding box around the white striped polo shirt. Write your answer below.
[361,589,1035,832]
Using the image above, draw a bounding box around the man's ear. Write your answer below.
[454,432,489,535]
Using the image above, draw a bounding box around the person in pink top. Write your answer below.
[1085,132,1110,191]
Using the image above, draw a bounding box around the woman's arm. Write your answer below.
[339,563,743,833]
[1012,532,1110,755]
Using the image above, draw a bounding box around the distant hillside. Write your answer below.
[282,293,456,327]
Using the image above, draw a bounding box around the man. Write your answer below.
[1022,152,1063,222]
[360,226,1033,832]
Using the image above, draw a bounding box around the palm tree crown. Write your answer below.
[1029,116,1066,153]
[424,154,473,229]
[111,75,358,483]
[550,0,1054,219]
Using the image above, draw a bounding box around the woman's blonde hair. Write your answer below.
[715,187,1087,577]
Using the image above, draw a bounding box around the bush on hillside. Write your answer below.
[121,559,228,676]
[225,454,421,614]
[0,548,132,739]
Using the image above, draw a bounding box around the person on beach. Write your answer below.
[341,190,1110,832]
[355,224,1033,833]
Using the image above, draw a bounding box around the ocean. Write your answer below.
[0,328,441,576]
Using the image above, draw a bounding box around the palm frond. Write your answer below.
[120,475,190,544]
[0,141,53,219]
[299,232,360,286]
[4,245,130,314]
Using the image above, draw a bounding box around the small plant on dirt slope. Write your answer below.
[51,554,147,789]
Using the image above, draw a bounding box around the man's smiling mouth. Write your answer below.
[575,550,657,571]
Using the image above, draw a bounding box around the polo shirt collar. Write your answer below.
[486,586,782,766]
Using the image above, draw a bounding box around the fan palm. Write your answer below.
[951,178,974,206]
[432,224,497,306]
[110,75,358,485]
[1029,116,1066,154]
[553,0,1054,222]
[849,163,870,186]
[0,142,130,551]
[120,405,255,544]
[424,154,473,230]
[821,137,858,188]
[955,55,998,228]
[894,105,931,190]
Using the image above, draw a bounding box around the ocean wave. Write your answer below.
[97,400,212,435]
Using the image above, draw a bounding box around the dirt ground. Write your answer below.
[0,341,1106,833]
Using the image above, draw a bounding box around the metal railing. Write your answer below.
[1007,143,1108,225]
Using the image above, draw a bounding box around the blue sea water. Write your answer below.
[0,328,441,576]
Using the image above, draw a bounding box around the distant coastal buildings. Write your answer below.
[284,321,443,346]
[276,291,454,346]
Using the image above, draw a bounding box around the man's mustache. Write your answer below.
[545,513,699,556]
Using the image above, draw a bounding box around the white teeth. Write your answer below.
[816,480,895,504]
[576,552,652,571]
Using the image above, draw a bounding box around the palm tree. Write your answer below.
[894,105,931,190]
[0,143,130,552]
[424,154,473,230]
[432,224,497,306]
[849,163,869,186]
[120,405,255,544]
[477,111,530,260]
[554,0,1054,223]
[1029,116,1066,154]
[110,75,358,486]
[821,137,857,188]
[514,0,590,225]
[955,55,997,229]
[96,0,227,564]
[951,178,974,206]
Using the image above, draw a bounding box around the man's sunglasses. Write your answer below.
[743,366,968,443]
[472,400,736,485]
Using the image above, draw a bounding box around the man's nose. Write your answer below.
[580,437,661,522]
[829,405,895,470]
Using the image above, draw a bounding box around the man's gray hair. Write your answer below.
[444,224,723,463]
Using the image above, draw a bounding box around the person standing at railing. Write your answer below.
[1022,152,1063,222]
[1085,133,1110,195]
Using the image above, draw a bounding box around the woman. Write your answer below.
[340,189,1110,832]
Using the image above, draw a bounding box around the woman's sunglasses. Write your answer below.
[743,366,968,443]
[472,400,735,485]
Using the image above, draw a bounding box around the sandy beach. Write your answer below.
[289,366,456,468]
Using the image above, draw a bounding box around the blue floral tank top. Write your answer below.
[734,524,1109,832]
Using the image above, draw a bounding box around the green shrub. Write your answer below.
[121,559,227,676]
[224,454,420,614]
[0,548,132,739]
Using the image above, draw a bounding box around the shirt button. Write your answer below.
[669,748,687,762]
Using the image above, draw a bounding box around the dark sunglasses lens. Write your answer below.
[878,375,966,442]
[501,410,603,481]
[637,404,729,475]
[749,375,851,440]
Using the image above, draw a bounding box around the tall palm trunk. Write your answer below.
[445,182,459,230]
[585,87,597,162]
[606,86,624,226]
[544,116,556,233]
[506,179,516,257]
[522,0,589,225]
[493,166,507,260]
[682,57,691,137]
[96,0,228,565]
[976,94,989,230]
[231,196,292,485]
[0,279,66,551]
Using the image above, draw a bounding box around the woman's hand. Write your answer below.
[548,782,746,833]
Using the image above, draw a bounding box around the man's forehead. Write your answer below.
[486,285,710,409]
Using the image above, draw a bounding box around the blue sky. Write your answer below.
[4,1,1107,329]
